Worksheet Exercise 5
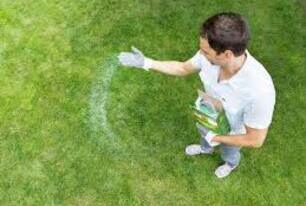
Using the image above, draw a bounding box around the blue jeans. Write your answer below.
[196,123,241,166]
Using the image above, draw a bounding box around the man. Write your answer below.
[118,12,276,178]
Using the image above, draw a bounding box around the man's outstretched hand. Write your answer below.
[118,47,152,71]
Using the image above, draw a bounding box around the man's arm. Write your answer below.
[215,89,275,148]
[118,47,199,76]
[150,59,198,76]
[212,126,268,148]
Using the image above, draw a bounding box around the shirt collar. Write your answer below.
[226,50,250,87]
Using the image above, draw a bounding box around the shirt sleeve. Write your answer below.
[243,91,276,129]
[190,50,210,71]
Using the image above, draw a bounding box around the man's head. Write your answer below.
[199,12,250,66]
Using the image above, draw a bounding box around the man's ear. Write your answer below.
[224,50,234,59]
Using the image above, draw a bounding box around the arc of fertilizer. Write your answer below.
[89,55,119,142]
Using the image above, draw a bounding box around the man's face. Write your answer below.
[199,37,228,66]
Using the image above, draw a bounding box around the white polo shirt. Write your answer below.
[191,50,276,135]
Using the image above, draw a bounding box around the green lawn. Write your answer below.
[1,0,306,205]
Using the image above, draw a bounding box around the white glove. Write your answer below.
[118,46,153,71]
[204,131,220,147]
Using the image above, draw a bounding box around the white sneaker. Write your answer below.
[185,144,214,156]
[214,163,238,178]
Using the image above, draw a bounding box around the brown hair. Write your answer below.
[201,12,250,56]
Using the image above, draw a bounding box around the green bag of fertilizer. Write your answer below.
[190,91,231,135]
